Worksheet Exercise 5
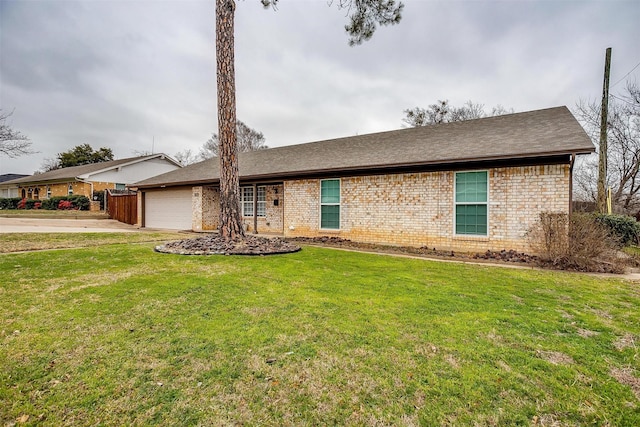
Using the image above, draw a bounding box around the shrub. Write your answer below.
[58,200,75,210]
[17,198,27,209]
[0,197,22,209]
[594,214,640,247]
[527,212,568,264]
[69,195,90,211]
[40,196,90,211]
[528,212,623,273]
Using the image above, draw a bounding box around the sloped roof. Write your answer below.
[135,106,594,188]
[6,154,180,185]
[0,174,28,184]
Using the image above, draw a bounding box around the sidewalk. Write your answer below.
[0,217,137,233]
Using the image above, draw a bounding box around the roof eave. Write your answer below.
[136,147,593,189]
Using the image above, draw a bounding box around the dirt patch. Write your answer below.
[610,367,640,400]
[577,328,600,338]
[536,350,574,365]
[613,333,637,351]
[155,234,300,255]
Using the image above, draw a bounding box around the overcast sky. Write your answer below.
[1,0,638,175]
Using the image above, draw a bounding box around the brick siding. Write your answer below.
[282,164,570,253]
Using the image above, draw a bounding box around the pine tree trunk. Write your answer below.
[216,0,245,241]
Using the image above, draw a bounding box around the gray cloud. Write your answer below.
[1,0,638,175]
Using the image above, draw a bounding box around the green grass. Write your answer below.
[1,237,639,425]
[0,232,189,253]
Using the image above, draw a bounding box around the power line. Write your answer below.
[611,60,640,88]
[609,93,637,107]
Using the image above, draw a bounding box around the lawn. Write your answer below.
[1,236,639,426]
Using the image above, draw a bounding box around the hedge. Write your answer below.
[594,213,640,246]
[0,196,91,211]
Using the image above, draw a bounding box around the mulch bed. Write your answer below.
[155,234,301,256]
[287,236,538,265]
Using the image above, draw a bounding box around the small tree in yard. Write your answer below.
[214,0,404,243]
[527,212,623,273]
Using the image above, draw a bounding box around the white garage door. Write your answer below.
[145,189,193,230]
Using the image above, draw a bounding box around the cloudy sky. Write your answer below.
[1,0,638,175]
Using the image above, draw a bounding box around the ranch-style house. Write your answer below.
[133,107,594,253]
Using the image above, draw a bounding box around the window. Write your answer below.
[241,187,254,217]
[257,186,266,217]
[46,186,52,199]
[116,183,126,190]
[320,179,340,229]
[241,186,266,217]
[455,171,488,236]
[68,184,74,195]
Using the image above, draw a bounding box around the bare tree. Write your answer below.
[573,82,640,214]
[39,157,61,172]
[215,0,404,241]
[0,110,35,158]
[174,148,199,166]
[200,120,267,159]
[402,100,513,127]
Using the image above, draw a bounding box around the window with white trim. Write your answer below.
[257,186,266,217]
[320,179,340,229]
[455,171,488,236]
[241,186,266,217]
[46,186,52,199]
[241,187,254,217]
[68,184,73,195]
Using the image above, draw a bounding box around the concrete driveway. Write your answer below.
[0,217,138,233]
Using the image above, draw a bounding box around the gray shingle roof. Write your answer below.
[135,106,594,188]
[6,154,176,185]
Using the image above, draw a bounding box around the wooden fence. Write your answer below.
[106,190,137,225]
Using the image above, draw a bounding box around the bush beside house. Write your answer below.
[0,196,91,211]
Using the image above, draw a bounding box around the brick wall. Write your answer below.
[18,181,116,200]
[192,186,219,231]
[283,164,570,253]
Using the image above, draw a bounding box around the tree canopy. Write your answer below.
[46,144,115,170]
[261,0,403,46]
[402,100,513,127]
[0,110,35,158]
[201,120,267,160]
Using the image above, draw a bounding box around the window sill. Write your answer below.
[453,235,489,241]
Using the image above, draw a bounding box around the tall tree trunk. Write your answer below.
[216,0,245,241]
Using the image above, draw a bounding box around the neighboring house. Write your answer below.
[0,174,29,198]
[4,154,182,201]
[133,107,594,252]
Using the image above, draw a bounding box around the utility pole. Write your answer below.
[597,47,612,214]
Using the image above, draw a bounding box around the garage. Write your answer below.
[144,188,193,230]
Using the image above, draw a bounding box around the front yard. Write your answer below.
[1,235,639,425]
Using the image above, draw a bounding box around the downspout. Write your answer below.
[569,153,576,216]
[77,179,94,200]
